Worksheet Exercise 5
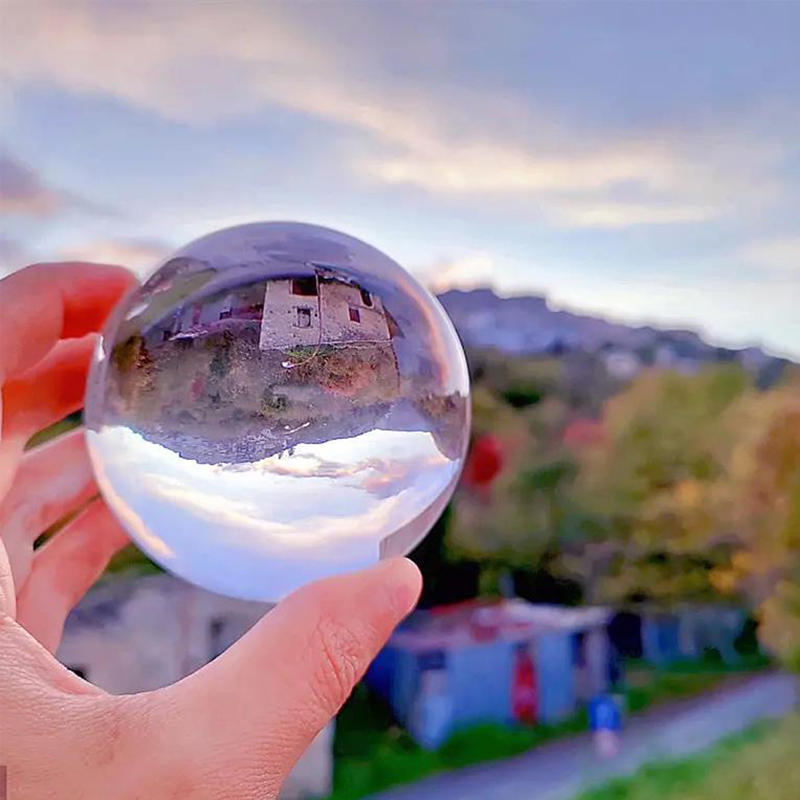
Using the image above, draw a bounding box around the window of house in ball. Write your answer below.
[349,306,361,323]
[295,307,312,328]
[291,277,318,296]
[360,288,373,307]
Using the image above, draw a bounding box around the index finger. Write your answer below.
[0,262,137,382]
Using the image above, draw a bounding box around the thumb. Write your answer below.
[147,558,421,798]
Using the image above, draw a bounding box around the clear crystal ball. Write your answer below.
[85,222,470,601]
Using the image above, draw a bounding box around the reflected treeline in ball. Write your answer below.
[85,222,470,601]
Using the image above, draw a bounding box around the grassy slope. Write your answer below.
[576,713,800,800]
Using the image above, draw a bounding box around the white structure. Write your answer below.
[145,274,391,355]
[58,574,333,800]
[260,276,391,350]
[603,349,642,380]
[166,282,265,341]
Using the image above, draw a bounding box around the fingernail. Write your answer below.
[386,558,422,618]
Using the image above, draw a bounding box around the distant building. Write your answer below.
[642,605,750,666]
[259,275,391,351]
[607,605,753,667]
[367,600,614,749]
[603,349,642,380]
[653,344,702,375]
[58,574,332,800]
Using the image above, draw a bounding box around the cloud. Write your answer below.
[738,237,800,277]
[0,1,792,230]
[359,127,784,228]
[0,1,334,124]
[362,145,678,195]
[90,424,456,557]
[58,238,173,277]
[0,153,63,216]
[90,432,176,559]
[0,150,118,223]
[421,253,499,293]
[544,199,718,229]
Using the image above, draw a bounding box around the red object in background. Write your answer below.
[463,434,504,490]
[512,647,537,724]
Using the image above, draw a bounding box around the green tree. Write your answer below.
[562,365,751,605]
[709,384,800,668]
[447,375,578,593]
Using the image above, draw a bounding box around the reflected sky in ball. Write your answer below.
[86,222,470,601]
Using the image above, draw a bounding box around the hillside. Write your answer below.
[437,288,789,384]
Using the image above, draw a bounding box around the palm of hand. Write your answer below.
[0,263,420,799]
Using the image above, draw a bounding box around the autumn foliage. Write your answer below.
[450,352,800,668]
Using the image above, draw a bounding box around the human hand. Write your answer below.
[0,262,422,799]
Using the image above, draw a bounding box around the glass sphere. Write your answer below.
[85,222,470,601]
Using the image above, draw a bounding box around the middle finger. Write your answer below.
[2,334,97,446]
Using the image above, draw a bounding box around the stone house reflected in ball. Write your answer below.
[258,272,392,350]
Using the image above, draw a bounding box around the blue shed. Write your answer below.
[366,600,612,748]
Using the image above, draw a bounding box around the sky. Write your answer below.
[89,424,456,600]
[1,0,798,357]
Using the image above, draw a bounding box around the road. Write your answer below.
[369,672,798,800]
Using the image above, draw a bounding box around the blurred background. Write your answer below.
[1,2,799,799]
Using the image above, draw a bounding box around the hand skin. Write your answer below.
[0,263,422,799]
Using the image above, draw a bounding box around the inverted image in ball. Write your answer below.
[85,222,470,601]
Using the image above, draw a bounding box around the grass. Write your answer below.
[621,653,769,713]
[26,412,82,448]
[575,713,800,800]
[327,656,771,800]
[331,686,591,800]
